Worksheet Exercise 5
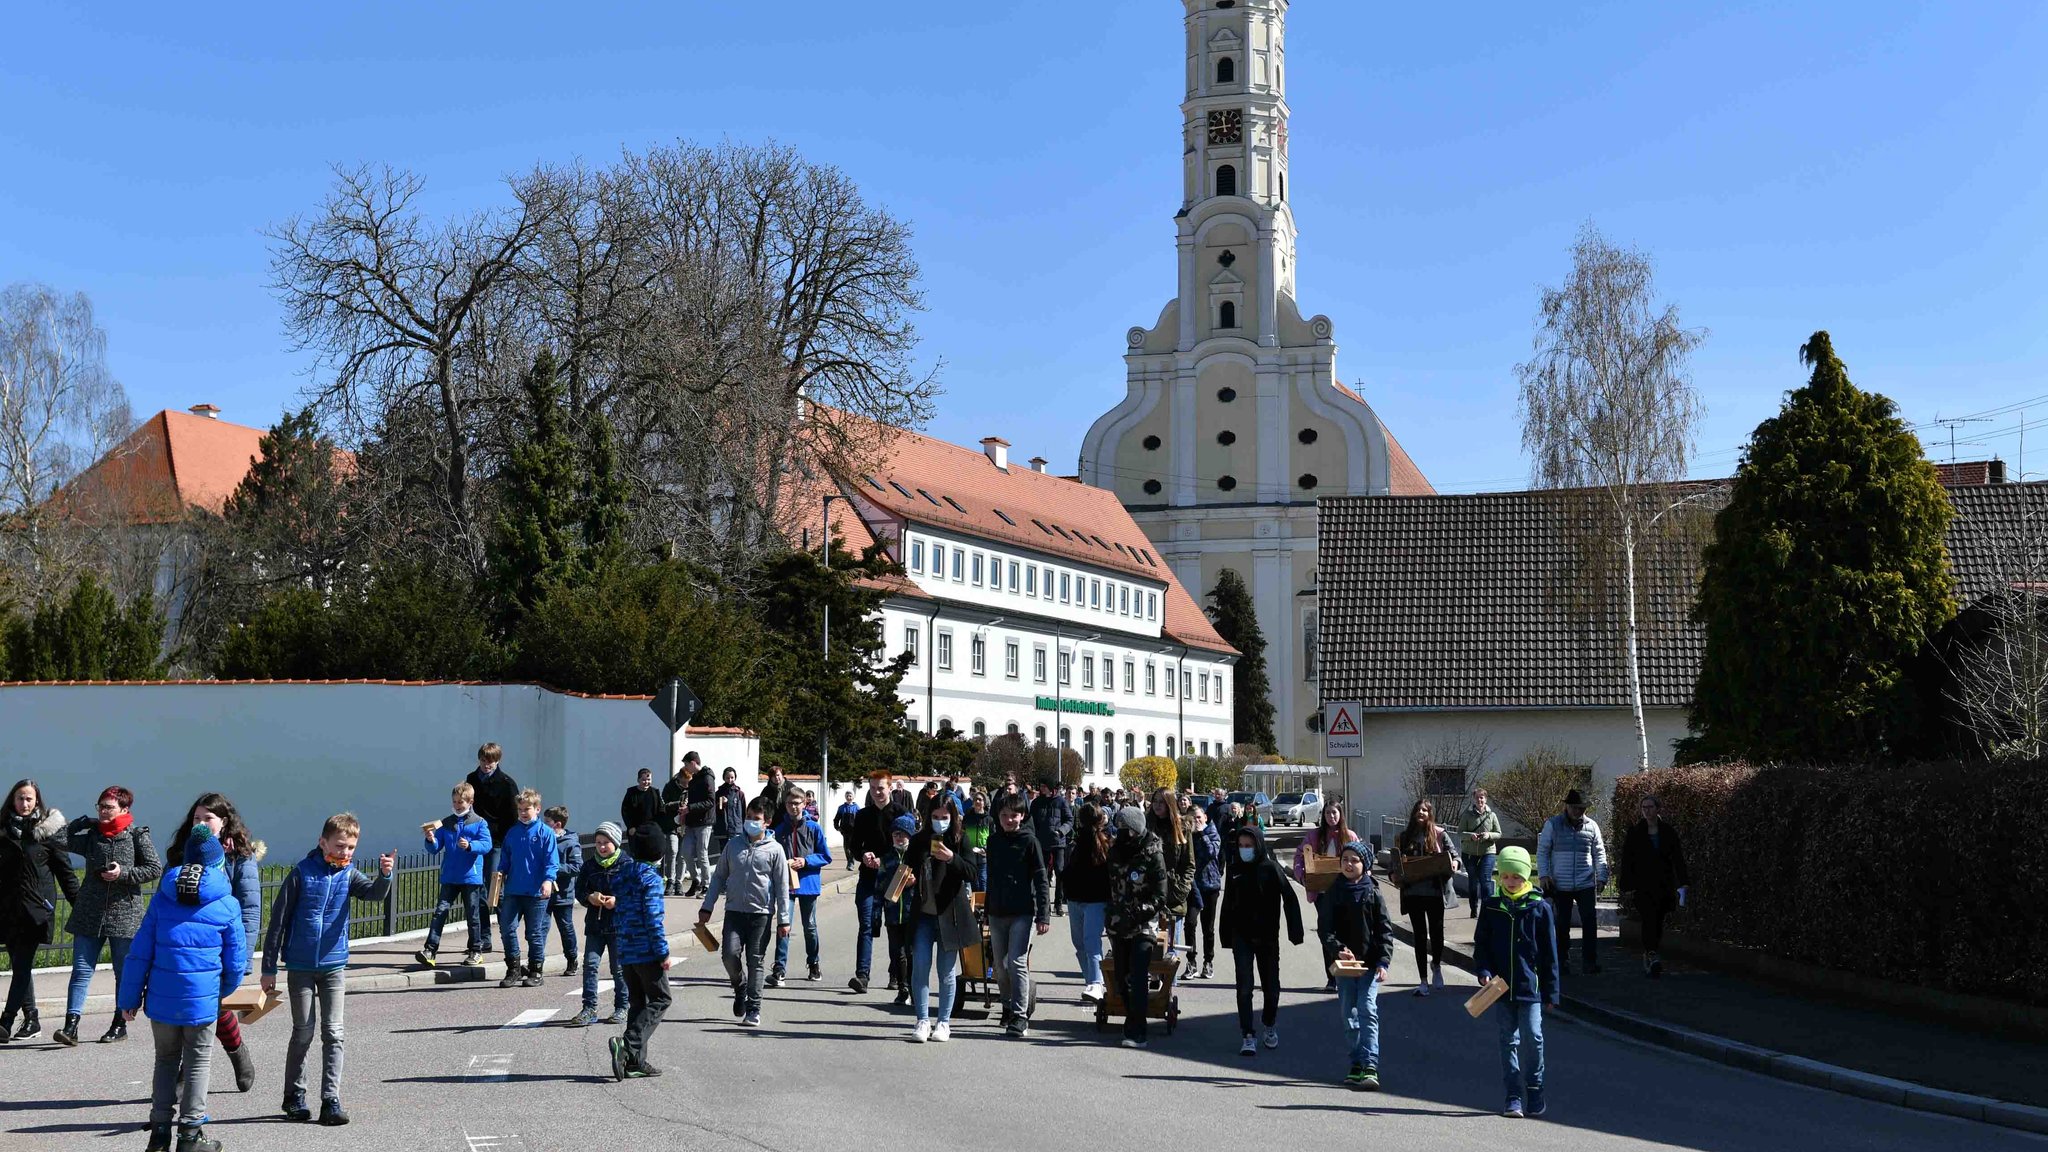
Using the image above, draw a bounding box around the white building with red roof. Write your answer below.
[1080,0,1434,760]
[810,421,1237,781]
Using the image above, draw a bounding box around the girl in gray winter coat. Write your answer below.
[55,786,163,1046]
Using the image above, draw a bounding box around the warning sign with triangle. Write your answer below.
[1324,701,1363,758]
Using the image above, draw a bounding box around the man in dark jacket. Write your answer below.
[756,766,792,816]
[1028,782,1074,917]
[1617,795,1690,978]
[984,794,1050,1036]
[844,773,911,994]
[621,768,665,889]
[659,763,688,895]
[713,768,746,851]
[680,756,716,898]
[1219,823,1303,1056]
[1105,806,1167,1049]
[465,744,518,951]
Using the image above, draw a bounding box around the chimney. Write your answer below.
[1028,456,1048,473]
[981,437,1010,472]
[189,404,221,420]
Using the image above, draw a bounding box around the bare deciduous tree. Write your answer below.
[1948,505,2048,761]
[0,283,134,606]
[1402,729,1496,813]
[1518,225,1706,770]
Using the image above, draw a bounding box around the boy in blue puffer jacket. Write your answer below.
[608,824,671,1081]
[262,813,394,1126]
[1473,846,1560,1120]
[121,823,247,1152]
[545,805,583,979]
[495,789,561,990]
[417,782,492,969]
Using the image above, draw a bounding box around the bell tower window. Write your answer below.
[1216,56,1235,84]
[1218,301,1237,330]
[1215,164,1237,198]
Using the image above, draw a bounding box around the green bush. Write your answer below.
[2,571,169,680]
[1482,745,1592,834]
[1612,762,2048,1005]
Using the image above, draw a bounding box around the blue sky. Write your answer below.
[6,2,2047,492]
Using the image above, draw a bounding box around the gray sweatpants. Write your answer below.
[150,1020,212,1129]
[284,969,347,1104]
[682,826,713,887]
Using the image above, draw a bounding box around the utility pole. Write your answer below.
[820,493,842,806]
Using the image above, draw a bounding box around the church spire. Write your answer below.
[1181,0,1291,220]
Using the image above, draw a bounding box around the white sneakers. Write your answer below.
[1262,1028,1280,1050]
[1239,1034,1258,1057]
[912,1020,932,1043]
[932,1022,951,1043]
[1081,982,1106,1003]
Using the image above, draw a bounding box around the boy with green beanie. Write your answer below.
[1473,845,1559,1120]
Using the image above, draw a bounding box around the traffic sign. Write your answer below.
[1324,701,1363,758]
[649,677,701,734]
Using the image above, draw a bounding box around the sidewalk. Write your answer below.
[1379,876,2048,1126]
[36,879,863,1016]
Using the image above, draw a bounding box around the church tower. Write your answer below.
[1079,0,1433,760]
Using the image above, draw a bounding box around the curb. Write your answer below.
[1379,890,2048,1137]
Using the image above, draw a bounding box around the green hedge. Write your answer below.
[1612,762,2048,1006]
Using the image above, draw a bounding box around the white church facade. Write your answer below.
[1081,0,1434,762]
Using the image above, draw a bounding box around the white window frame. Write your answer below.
[1124,658,1136,694]
[951,550,964,581]
[910,540,924,573]
[1199,673,1208,702]
[937,630,954,671]
[1008,560,1020,591]
[905,624,920,665]
[931,543,944,578]
[1005,640,1019,679]
[1120,586,1131,615]
[1146,662,1157,695]
[1082,654,1095,690]
[1034,645,1048,683]
[971,553,983,586]
[971,634,986,677]
[1059,651,1071,685]
[1146,734,1157,756]
[1060,573,1071,604]
[1125,732,1135,762]
[1026,566,1037,596]
[1183,669,1193,698]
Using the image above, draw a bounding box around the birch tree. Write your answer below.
[1948,503,2048,761]
[1517,225,1705,770]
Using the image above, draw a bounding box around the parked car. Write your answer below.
[1274,790,1322,826]
[1226,791,1274,828]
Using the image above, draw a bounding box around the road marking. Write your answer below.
[464,1127,530,1151]
[503,1008,556,1028]
[567,981,614,997]
[464,1054,514,1083]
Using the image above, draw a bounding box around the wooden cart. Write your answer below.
[957,891,1038,1020]
[1094,944,1181,1034]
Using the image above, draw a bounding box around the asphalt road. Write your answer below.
[1,874,2035,1152]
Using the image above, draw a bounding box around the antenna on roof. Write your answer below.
[1933,414,1990,466]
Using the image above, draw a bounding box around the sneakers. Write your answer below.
[742,1010,761,1028]
[1647,953,1664,978]
[625,1062,663,1078]
[931,1022,951,1043]
[893,987,911,1007]
[807,963,823,982]
[498,964,525,988]
[568,1007,599,1027]
[912,1019,932,1043]
[608,1035,628,1081]
[1414,981,1432,998]
[318,1099,350,1126]
[1004,1019,1027,1038]
[282,1095,311,1122]
[764,970,786,989]
[1361,1067,1381,1091]
[1120,1037,1149,1049]
[1345,1063,1367,1087]
[1431,963,1445,990]
[520,971,544,988]
[1081,982,1105,1003]
[173,1127,222,1152]
[461,950,481,967]
[1526,1086,1546,1117]
[1239,1034,1258,1057]
[1262,1028,1280,1050]
[415,948,436,968]
[563,960,579,978]
[1200,961,1213,980]
[601,1008,625,1025]
[732,989,747,1019]
[1504,1097,1525,1118]
[848,975,869,994]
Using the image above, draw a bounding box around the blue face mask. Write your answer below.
[930,818,952,834]
[744,820,765,839]
[1238,847,1255,862]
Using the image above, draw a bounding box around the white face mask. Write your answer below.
[930,818,952,834]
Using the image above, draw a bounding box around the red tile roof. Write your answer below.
[1328,382,1434,496]
[1935,460,2006,488]
[60,409,267,523]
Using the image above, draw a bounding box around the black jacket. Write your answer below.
[658,776,686,834]
[0,809,79,946]
[1219,828,1303,951]
[1060,839,1114,905]
[1320,877,1394,971]
[620,785,665,835]
[903,828,976,915]
[984,828,1050,922]
[684,771,716,829]
[847,796,909,874]
[467,767,520,842]
[1618,819,1691,914]
[1029,794,1073,851]
[757,777,794,816]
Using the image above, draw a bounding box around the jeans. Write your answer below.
[909,914,960,1024]
[423,883,481,955]
[1067,901,1107,986]
[621,959,671,1069]
[283,968,347,1105]
[989,914,1034,1021]
[854,872,882,980]
[476,847,502,943]
[1551,886,1599,968]
[499,894,550,970]
[722,911,774,1013]
[1496,998,1545,1097]
[1463,854,1497,914]
[773,894,820,973]
[582,934,628,1013]
[550,903,579,964]
[681,826,712,888]
[1337,972,1382,1068]
[667,832,684,887]
[1046,846,1067,908]
[1409,904,1446,972]
[1233,939,1281,1035]
[1114,935,1157,1042]
[67,933,133,1016]
[149,1021,212,1129]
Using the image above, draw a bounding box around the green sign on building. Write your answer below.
[1036,696,1115,717]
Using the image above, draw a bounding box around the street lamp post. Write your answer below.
[820,493,843,806]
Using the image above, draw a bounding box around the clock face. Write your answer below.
[1207,109,1243,145]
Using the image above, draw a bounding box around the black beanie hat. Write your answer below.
[628,823,666,865]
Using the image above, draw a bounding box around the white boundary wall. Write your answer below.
[0,683,757,856]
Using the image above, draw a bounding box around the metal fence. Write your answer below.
[8,852,456,974]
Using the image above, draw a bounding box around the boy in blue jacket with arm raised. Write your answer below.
[417,782,491,969]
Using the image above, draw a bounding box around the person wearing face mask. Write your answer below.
[165,795,264,1090]
[902,796,977,1042]
[698,798,790,1028]
[1105,806,1168,1049]
[1218,824,1302,1058]
[0,779,77,1044]
[1536,789,1609,975]
[55,785,161,1048]
[1474,846,1560,1119]
[1060,804,1114,1003]
[769,792,831,986]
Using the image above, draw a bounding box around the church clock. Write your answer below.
[1206,109,1243,145]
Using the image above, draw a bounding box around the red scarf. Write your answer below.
[98,811,133,838]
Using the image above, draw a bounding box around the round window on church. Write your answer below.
[1142,479,1162,495]
[1143,435,1161,451]
[1298,428,1318,444]
[1217,475,1238,492]
[1217,387,1237,403]
[1298,473,1319,490]
[1217,430,1236,446]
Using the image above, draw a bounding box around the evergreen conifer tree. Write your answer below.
[1206,568,1277,752]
